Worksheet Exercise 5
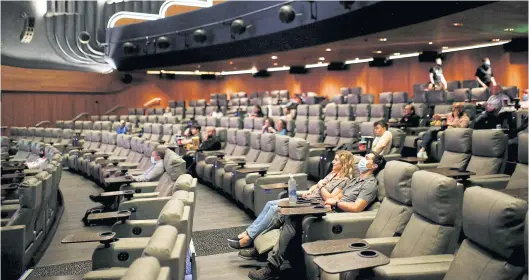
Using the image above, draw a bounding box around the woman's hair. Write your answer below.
[335,150,356,179]
[254,105,264,116]
[277,119,287,131]
[265,117,275,128]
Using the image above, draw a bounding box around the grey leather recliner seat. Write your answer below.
[324,103,338,121]
[336,121,360,148]
[195,128,237,181]
[307,120,340,179]
[417,128,473,170]
[83,257,171,280]
[78,131,117,175]
[294,119,309,140]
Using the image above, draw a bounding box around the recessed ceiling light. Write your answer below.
[504,28,515,32]
[393,52,400,55]
[197,65,201,68]
[453,23,463,27]
[379,38,387,42]
[428,41,433,45]
[318,61,323,64]
[229,61,233,64]
[355,57,359,60]
[273,62,278,66]
[374,50,382,54]
[271,56,278,60]
[442,46,449,50]
[195,70,200,73]
[319,57,325,61]
[491,38,500,42]
[326,48,331,52]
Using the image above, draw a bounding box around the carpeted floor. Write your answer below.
[193,225,249,256]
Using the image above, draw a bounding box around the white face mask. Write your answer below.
[151,156,156,164]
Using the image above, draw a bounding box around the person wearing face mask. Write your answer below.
[25,148,48,170]
[426,57,447,91]
[198,128,221,151]
[475,57,497,89]
[246,153,385,280]
[228,151,355,251]
[132,150,165,182]
[417,102,470,160]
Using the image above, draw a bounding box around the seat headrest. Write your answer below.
[260,133,275,152]
[383,161,418,205]
[275,135,290,157]
[121,257,161,280]
[444,128,472,153]
[392,92,408,103]
[518,133,528,164]
[412,171,462,225]
[19,177,41,208]
[472,129,507,157]
[288,137,309,161]
[325,120,340,137]
[339,121,359,138]
[325,103,338,116]
[157,198,185,226]
[379,92,393,104]
[143,225,179,261]
[463,187,527,259]
[294,119,308,133]
[174,174,195,192]
[163,150,186,181]
[308,120,324,134]
[226,129,237,144]
[236,130,250,146]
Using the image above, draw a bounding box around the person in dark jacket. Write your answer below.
[399,104,420,127]
[199,128,221,151]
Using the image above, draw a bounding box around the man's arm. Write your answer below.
[372,132,391,154]
[429,73,435,84]
[143,163,164,181]
[476,76,487,88]
[490,74,497,86]
[320,187,342,201]
[335,199,369,213]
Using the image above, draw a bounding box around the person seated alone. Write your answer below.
[131,149,165,182]
[116,120,128,134]
[473,86,511,129]
[248,105,264,118]
[211,105,224,119]
[24,148,47,170]
[399,104,420,127]
[163,107,173,117]
[261,118,275,134]
[246,153,386,280]
[417,102,470,160]
[228,151,355,250]
[198,128,221,151]
[267,119,288,136]
[360,120,392,156]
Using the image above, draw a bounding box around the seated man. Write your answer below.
[473,86,511,129]
[246,153,386,280]
[399,104,420,127]
[116,120,128,134]
[199,128,221,151]
[131,149,165,182]
[24,148,47,170]
[369,120,392,156]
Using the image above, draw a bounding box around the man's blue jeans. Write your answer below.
[246,199,283,239]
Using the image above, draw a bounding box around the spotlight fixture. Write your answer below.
[279,5,296,23]
[123,42,139,55]
[452,23,463,27]
[428,41,433,45]
[491,38,500,42]
[393,52,400,56]
[319,57,325,61]
[373,50,382,54]
[229,61,233,65]
[78,31,91,44]
[442,46,449,50]
[326,48,331,52]
[271,56,278,60]
[193,29,207,43]
[156,36,170,49]
[504,28,515,32]
[273,62,278,66]
[339,1,356,10]
[379,38,387,42]
[230,19,248,36]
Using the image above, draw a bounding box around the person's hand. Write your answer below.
[433,114,440,120]
[324,204,332,210]
[324,198,338,206]
[301,192,310,199]
[267,127,275,133]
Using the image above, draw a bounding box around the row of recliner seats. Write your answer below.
[1,140,64,279]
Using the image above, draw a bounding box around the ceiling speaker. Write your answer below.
[418,51,441,62]
[289,66,308,74]
[369,57,392,67]
[121,74,133,84]
[201,74,216,80]
[327,62,348,71]
[253,70,270,78]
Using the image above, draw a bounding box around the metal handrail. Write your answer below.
[103,105,125,115]
[35,121,51,127]
[144,98,161,108]
[71,112,89,122]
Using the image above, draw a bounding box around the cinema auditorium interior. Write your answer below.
[1,1,529,280]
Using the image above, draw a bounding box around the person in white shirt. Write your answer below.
[132,150,165,182]
[25,148,48,170]
[211,106,224,119]
[371,120,393,155]
[163,107,173,117]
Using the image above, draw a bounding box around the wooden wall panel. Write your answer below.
[2,46,527,128]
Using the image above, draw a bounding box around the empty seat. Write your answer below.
[336,121,360,147]
[379,92,393,104]
[418,128,473,170]
[204,129,250,185]
[462,79,479,89]
[446,80,461,91]
[306,120,324,143]
[360,93,375,104]
[466,129,508,176]
[307,120,340,179]
[296,105,309,120]
[470,87,490,102]
[448,88,470,102]
[354,104,371,123]
[337,104,352,121]
[150,123,162,142]
[195,129,238,181]
[369,104,387,122]
[324,103,338,121]
[294,119,309,139]
[426,90,447,104]
[347,93,361,105]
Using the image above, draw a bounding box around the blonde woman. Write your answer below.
[228,150,355,249]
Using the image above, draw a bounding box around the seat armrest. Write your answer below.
[98,190,135,200]
[468,174,511,190]
[118,197,171,220]
[83,269,128,280]
[308,148,326,157]
[314,249,389,274]
[118,162,139,169]
[91,238,149,270]
[204,156,218,165]
[23,169,40,176]
[112,219,158,238]
[255,173,308,188]
[1,199,20,205]
[123,182,159,193]
[383,154,402,162]
[372,255,453,279]
[361,237,400,257]
[131,192,159,199]
[1,204,20,218]
[416,163,439,170]
[302,211,378,242]
[406,127,430,135]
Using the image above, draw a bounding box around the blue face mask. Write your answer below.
[358,158,369,173]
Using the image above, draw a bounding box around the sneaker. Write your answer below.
[238,248,260,260]
[226,236,240,242]
[228,238,252,249]
[417,151,428,161]
[248,264,279,280]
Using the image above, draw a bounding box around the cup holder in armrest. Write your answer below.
[237,161,246,168]
[103,155,109,159]
[216,154,225,159]
[100,231,114,237]
[112,161,119,166]
[358,250,378,258]
[117,210,129,214]
[258,169,267,176]
[349,242,368,250]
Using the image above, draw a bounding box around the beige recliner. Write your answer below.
[83,257,171,280]
[196,128,237,182]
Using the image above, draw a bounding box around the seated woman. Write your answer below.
[211,105,224,119]
[227,150,355,249]
[179,124,202,145]
[267,119,288,136]
[248,105,264,118]
[417,102,470,160]
[261,118,275,134]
